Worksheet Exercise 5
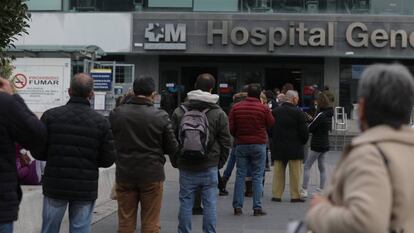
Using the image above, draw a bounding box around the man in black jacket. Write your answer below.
[110,77,178,233]
[171,74,231,233]
[271,90,309,203]
[0,77,47,233]
[34,73,116,233]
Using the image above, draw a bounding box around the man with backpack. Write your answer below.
[171,73,231,233]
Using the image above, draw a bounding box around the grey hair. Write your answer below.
[358,63,414,129]
[285,90,298,102]
[70,73,93,98]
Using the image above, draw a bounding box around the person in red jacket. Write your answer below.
[228,83,275,216]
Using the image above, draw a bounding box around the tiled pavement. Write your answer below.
[92,151,341,233]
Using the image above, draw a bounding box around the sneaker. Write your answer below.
[253,209,267,216]
[315,188,323,194]
[234,208,243,216]
[300,188,308,198]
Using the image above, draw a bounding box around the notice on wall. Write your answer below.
[12,58,71,114]
[91,69,112,91]
[94,92,106,110]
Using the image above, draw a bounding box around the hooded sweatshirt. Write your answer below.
[171,90,231,171]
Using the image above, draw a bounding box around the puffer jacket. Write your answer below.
[306,125,414,233]
[110,96,179,184]
[0,93,46,223]
[35,97,116,201]
[228,97,274,145]
[309,107,334,152]
[171,90,231,171]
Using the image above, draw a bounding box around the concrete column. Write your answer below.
[125,55,160,91]
[324,57,340,107]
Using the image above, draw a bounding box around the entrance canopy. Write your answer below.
[6,45,106,60]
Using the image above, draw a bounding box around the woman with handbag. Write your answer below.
[306,64,414,233]
[301,93,333,198]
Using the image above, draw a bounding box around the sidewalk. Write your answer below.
[92,151,341,233]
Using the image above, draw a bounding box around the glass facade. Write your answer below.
[27,0,414,15]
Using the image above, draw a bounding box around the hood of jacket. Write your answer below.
[187,90,219,104]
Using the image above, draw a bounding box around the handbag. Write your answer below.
[287,220,313,233]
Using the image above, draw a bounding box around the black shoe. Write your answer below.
[253,209,267,216]
[192,207,203,215]
[271,198,282,202]
[290,198,306,203]
[234,208,243,216]
[219,189,229,196]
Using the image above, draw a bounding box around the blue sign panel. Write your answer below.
[91,69,112,91]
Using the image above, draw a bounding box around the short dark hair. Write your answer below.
[70,73,93,98]
[282,83,294,94]
[195,73,215,92]
[133,76,155,96]
[247,83,262,99]
[358,63,414,129]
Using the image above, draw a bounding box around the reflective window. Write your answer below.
[27,0,414,15]
[194,0,238,12]
[27,0,62,11]
[148,0,192,8]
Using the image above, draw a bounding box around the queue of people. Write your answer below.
[1,63,414,233]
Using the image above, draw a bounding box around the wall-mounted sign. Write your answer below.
[12,58,71,113]
[138,23,186,50]
[91,69,112,91]
[132,13,414,58]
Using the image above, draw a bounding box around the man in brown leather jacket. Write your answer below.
[110,76,178,233]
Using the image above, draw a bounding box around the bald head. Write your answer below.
[70,73,93,98]
[286,90,299,105]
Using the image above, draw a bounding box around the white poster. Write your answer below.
[94,92,106,110]
[12,58,71,114]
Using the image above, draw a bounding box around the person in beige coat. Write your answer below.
[306,63,414,233]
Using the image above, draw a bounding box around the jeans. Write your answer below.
[178,167,218,233]
[223,148,236,179]
[232,144,266,210]
[223,148,252,180]
[0,223,13,233]
[302,150,327,190]
[41,196,95,233]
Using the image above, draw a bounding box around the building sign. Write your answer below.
[136,23,186,50]
[132,13,414,58]
[12,58,71,113]
[91,69,112,91]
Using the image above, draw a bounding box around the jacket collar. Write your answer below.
[281,102,296,107]
[244,97,261,103]
[68,97,91,106]
[352,125,414,146]
[127,96,154,106]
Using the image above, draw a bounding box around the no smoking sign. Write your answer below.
[12,74,28,89]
